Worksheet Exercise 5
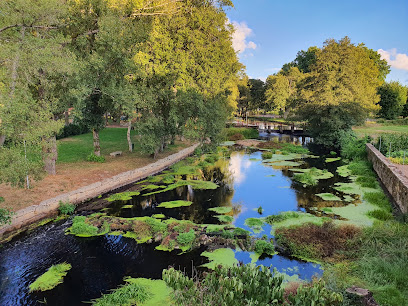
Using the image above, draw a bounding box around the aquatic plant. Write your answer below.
[91,277,172,306]
[325,157,341,163]
[143,179,218,196]
[163,264,286,305]
[29,263,72,292]
[264,211,300,224]
[176,229,195,246]
[152,214,165,219]
[200,248,238,269]
[208,206,232,214]
[157,200,193,208]
[214,215,234,223]
[68,216,101,237]
[336,165,352,177]
[257,206,263,214]
[254,239,276,256]
[316,193,342,201]
[106,191,141,202]
[244,217,265,233]
[292,167,333,186]
[261,151,273,159]
[270,161,302,167]
[262,153,301,162]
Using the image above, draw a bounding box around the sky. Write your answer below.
[226,0,408,85]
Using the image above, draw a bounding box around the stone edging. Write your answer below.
[0,143,200,239]
[366,143,408,213]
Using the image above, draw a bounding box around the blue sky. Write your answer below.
[226,0,408,85]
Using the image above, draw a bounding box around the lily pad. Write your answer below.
[200,248,238,270]
[208,207,233,214]
[325,157,341,163]
[316,193,342,201]
[292,167,334,186]
[107,191,141,202]
[244,218,265,233]
[262,153,302,163]
[152,214,165,219]
[269,161,302,167]
[157,200,193,208]
[122,205,134,209]
[144,180,218,196]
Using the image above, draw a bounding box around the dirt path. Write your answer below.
[0,142,191,211]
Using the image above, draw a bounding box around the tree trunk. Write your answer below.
[93,129,101,156]
[43,136,58,175]
[64,111,69,126]
[127,120,132,152]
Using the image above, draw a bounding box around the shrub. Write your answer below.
[57,123,89,140]
[254,239,275,255]
[58,201,76,215]
[176,229,195,245]
[0,208,14,225]
[339,130,370,161]
[86,153,105,163]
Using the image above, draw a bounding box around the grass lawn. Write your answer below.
[353,124,408,137]
[58,128,143,163]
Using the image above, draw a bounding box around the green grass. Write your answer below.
[354,125,408,136]
[57,128,142,163]
[29,263,72,292]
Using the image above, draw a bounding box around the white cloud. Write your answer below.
[378,48,408,71]
[230,20,257,54]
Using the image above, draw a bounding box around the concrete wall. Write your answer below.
[366,143,408,213]
[0,144,199,240]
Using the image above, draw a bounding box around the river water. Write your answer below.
[0,136,349,306]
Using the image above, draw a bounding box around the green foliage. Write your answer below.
[292,168,333,186]
[224,127,259,140]
[68,216,100,237]
[287,280,343,305]
[91,277,150,306]
[157,200,193,208]
[214,215,234,223]
[58,202,76,215]
[257,206,263,214]
[244,218,265,233]
[363,192,392,211]
[367,209,393,221]
[261,151,274,159]
[316,193,342,201]
[375,133,408,156]
[29,263,72,292]
[208,207,233,214]
[378,81,408,119]
[57,123,89,140]
[264,211,300,224]
[107,191,140,202]
[176,229,195,246]
[86,153,106,163]
[0,207,14,225]
[254,239,275,255]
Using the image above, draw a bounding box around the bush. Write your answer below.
[0,208,14,225]
[176,229,195,245]
[57,123,89,140]
[224,127,259,140]
[339,130,370,161]
[86,153,105,163]
[58,201,76,215]
[254,239,275,255]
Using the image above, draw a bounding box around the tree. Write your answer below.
[248,79,266,110]
[295,37,382,148]
[0,0,76,180]
[378,81,408,119]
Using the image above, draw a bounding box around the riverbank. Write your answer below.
[0,143,199,241]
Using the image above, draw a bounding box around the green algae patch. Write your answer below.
[325,157,341,163]
[107,191,140,202]
[262,153,302,163]
[157,200,193,208]
[200,248,238,270]
[208,207,232,214]
[292,167,334,186]
[122,205,133,209]
[336,165,352,177]
[214,215,234,223]
[143,180,218,196]
[29,263,71,292]
[91,277,172,306]
[152,214,165,219]
[316,193,342,201]
[244,218,265,233]
[331,202,378,227]
[249,158,261,161]
[270,161,302,167]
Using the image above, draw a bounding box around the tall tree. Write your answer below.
[295,37,382,147]
[248,79,266,110]
[378,81,408,120]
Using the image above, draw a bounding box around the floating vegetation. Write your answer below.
[292,167,334,186]
[143,180,218,196]
[91,277,172,306]
[107,191,141,202]
[336,165,352,177]
[157,200,193,208]
[220,141,235,146]
[208,207,232,214]
[330,202,378,227]
[244,218,265,233]
[333,182,364,196]
[264,211,301,224]
[122,205,133,209]
[257,206,263,214]
[152,214,165,219]
[316,193,342,201]
[343,195,354,202]
[254,239,276,256]
[325,157,341,163]
[270,161,302,167]
[29,263,72,292]
[262,153,302,163]
[200,248,238,270]
[249,158,261,161]
[169,165,200,176]
[140,184,167,191]
[204,224,232,233]
[214,215,234,223]
[67,216,109,237]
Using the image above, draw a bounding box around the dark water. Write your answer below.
[0,138,350,306]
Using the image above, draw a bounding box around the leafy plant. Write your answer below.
[286,279,343,305]
[176,229,195,245]
[0,208,14,225]
[29,263,72,292]
[254,239,275,255]
[58,201,76,215]
[86,153,105,163]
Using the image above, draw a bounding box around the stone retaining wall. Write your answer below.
[0,144,199,240]
[366,143,408,213]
